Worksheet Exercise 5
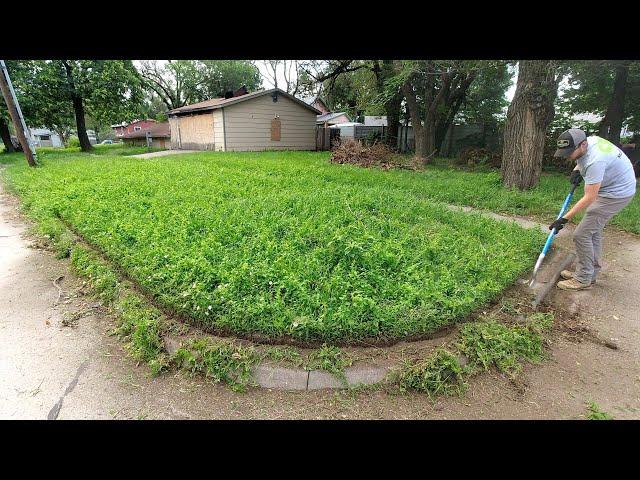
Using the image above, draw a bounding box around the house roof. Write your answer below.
[316,112,349,123]
[167,88,322,115]
[121,122,170,139]
[111,119,156,128]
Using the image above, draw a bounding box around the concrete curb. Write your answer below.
[252,364,392,391]
[532,252,576,308]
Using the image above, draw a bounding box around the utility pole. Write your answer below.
[0,60,37,166]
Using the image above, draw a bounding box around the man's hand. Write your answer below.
[569,170,583,186]
[549,217,569,232]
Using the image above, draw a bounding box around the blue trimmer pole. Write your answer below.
[528,183,579,287]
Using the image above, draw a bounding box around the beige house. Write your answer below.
[167,88,321,151]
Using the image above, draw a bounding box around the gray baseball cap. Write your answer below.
[554,128,587,158]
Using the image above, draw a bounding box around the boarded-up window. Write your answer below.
[271,117,281,141]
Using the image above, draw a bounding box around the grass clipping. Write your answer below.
[396,313,554,397]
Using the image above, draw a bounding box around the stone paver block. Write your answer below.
[344,366,390,386]
[307,370,344,390]
[252,364,308,390]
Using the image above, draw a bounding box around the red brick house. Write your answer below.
[111,119,158,138]
[121,122,170,149]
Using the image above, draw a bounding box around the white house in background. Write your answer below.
[300,94,351,127]
[364,115,388,126]
[85,130,98,145]
[573,113,632,138]
[29,128,63,148]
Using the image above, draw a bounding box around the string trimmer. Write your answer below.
[528,182,579,287]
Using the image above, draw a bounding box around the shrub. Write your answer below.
[397,348,466,397]
[67,136,80,148]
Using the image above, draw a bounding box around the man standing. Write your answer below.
[550,128,636,290]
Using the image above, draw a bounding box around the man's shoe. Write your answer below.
[560,270,574,280]
[560,270,596,284]
[557,278,592,291]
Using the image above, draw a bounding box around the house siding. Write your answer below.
[223,94,316,151]
[213,109,225,151]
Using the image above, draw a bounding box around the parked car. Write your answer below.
[100,139,114,145]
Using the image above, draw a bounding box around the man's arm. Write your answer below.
[564,182,601,220]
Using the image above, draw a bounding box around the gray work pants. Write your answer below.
[573,195,634,284]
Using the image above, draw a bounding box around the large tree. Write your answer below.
[8,60,75,146]
[0,103,17,153]
[139,60,261,111]
[390,60,479,162]
[15,60,144,151]
[501,60,560,190]
[558,60,640,144]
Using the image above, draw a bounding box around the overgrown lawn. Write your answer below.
[3,151,553,342]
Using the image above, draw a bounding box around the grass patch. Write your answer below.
[456,314,553,378]
[2,151,547,342]
[259,345,304,366]
[113,293,168,375]
[172,338,258,392]
[61,236,168,375]
[396,312,554,396]
[71,247,120,303]
[306,344,353,384]
[396,348,467,397]
[586,402,613,420]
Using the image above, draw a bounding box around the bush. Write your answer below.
[67,136,80,148]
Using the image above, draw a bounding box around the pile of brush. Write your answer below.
[457,147,502,169]
[330,139,398,170]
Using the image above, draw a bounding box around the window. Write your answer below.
[39,135,51,141]
[271,117,281,141]
[134,126,142,131]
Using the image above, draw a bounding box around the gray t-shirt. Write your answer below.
[576,136,636,199]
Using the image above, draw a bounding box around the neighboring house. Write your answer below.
[29,128,63,148]
[121,122,170,149]
[111,119,158,138]
[301,94,350,127]
[316,112,351,127]
[301,95,331,115]
[167,88,320,151]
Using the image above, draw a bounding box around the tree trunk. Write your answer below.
[401,79,426,159]
[0,117,16,153]
[63,61,93,152]
[381,60,402,150]
[501,61,559,190]
[423,116,437,160]
[598,62,629,145]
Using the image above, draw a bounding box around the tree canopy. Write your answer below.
[138,60,261,110]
